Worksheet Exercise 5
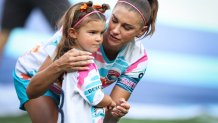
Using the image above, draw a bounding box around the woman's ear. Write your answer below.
[68,28,78,39]
[136,26,148,38]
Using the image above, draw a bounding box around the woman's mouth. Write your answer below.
[109,34,120,41]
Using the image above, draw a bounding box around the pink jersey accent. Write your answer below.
[126,53,148,73]
[93,52,105,63]
[77,63,97,90]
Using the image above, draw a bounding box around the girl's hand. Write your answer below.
[111,98,130,118]
[55,48,94,72]
[107,100,116,110]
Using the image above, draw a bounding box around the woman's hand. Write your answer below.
[111,98,130,118]
[54,48,94,72]
[27,48,94,99]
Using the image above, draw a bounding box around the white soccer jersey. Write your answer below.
[58,62,105,123]
[93,41,148,93]
[14,30,62,80]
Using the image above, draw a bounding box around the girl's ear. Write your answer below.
[136,26,148,38]
[68,28,78,39]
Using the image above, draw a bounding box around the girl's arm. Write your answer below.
[96,94,116,108]
[26,49,94,99]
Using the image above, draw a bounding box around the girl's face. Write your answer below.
[104,5,146,51]
[69,20,106,53]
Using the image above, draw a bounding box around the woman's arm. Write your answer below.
[103,86,131,123]
[26,56,61,99]
[26,49,94,99]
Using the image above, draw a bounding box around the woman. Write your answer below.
[14,0,158,122]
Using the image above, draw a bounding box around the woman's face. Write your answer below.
[104,5,145,51]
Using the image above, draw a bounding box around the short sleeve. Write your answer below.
[115,54,148,93]
[76,63,105,106]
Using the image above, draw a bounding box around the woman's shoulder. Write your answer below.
[122,41,148,64]
[43,29,62,47]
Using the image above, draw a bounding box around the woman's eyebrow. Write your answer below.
[112,14,135,29]
[112,14,117,19]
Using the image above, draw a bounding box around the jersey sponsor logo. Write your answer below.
[87,85,102,94]
[138,72,144,79]
[107,70,120,82]
[101,70,120,87]
[120,77,137,90]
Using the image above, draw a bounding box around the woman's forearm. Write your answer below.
[26,58,63,99]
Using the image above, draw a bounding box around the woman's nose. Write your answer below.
[111,24,120,35]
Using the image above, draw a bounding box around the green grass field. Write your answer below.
[0,114,217,123]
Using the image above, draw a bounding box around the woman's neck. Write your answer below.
[102,33,123,61]
[103,46,118,61]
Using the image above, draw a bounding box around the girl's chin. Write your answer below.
[87,48,99,53]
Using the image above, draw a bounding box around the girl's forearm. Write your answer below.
[103,86,131,123]
[96,94,113,107]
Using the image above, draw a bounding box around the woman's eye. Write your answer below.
[112,17,118,23]
[123,26,131,31]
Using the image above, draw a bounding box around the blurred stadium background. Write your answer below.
[0,0,218,122]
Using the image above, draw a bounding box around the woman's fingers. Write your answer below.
[110,98,130,118]
[111,106,126,117]
[70,60,93,67]
[120,99,130,111]
[69,48,92,57]
[56,48,94,72]
[69,55,94,62]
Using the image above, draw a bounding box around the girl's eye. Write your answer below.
[101,31,104,34]
[89,31,96,34]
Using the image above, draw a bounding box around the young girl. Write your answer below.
[50,1,114,123]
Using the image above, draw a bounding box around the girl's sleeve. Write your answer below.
[115,54,148,93]
[76,63,105,106]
